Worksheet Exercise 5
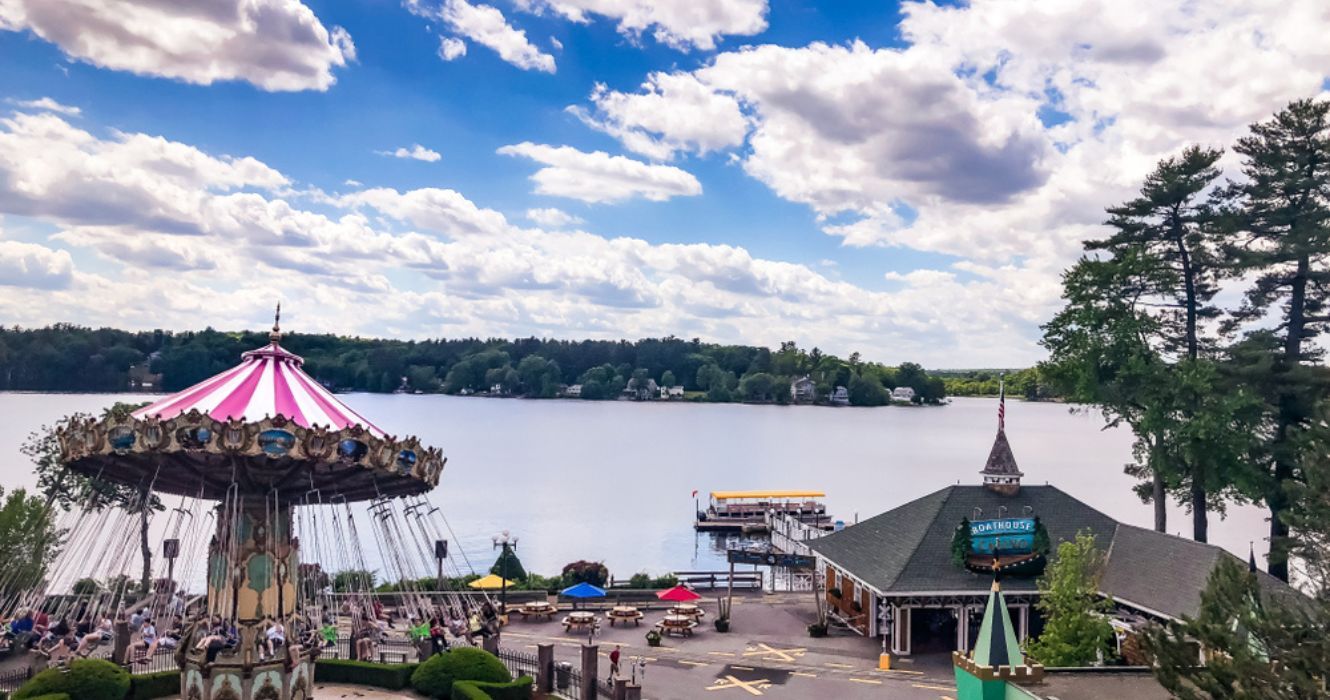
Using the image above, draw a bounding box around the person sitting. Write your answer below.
[129,610,145,633]
[260,617,285,662]
[75,616,113,657]
[131,618,158,663]
[319,621,337,649]
[352,625,376,662]
[429,617,449,655]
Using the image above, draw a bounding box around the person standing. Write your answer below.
[608,645,621,683]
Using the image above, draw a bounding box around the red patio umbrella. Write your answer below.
[657,585,702,602]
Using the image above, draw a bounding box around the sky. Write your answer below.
[0,1,1328,367]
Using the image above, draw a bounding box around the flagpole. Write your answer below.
[998,371,1006,432]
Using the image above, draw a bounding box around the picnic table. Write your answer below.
[605,606,643,627]
[562,611,598,633]
[655,614,697,637]
[517,601,558,621]
[669,604,704,619]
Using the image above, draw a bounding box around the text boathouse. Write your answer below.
[806,399,1297,658]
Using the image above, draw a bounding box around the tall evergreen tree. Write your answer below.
[1223,99,1330,581]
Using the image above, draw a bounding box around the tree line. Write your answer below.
[0,327,946,406]
[1041,98,1330,584]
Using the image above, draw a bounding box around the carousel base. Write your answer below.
[181,655,315,700]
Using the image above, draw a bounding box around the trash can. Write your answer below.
[555,661,573,690]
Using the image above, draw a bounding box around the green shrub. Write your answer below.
[15,694,69,700]
[128,671,180,700]
[411,647,510,698]
[315,660,419,690]
[13,659,129,700]
[451,676,533,700]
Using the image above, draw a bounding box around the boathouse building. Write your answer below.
[806,408,1296,658]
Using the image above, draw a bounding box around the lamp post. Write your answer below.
[434,539,448,592]
[492,531,518,612]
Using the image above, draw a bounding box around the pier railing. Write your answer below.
[767,511,828,556]
[670,570,763,590]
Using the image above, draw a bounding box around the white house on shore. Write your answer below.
[564,384,583,398]
[890,386,916,402]
[790,376,817,403]
[830,386,849,405]
[660,385,685,399]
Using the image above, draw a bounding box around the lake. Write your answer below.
[0,392,1267,585]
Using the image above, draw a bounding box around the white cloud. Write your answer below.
[517,0,768,51]
[0,0,356,91]
[408,0,555,72]
[0,239,74,289]
[10,97,80,115]
[377,144,443,162]
[570,73,748,160]
[526,207,584,228]
[498,142,702,203]
[438,36,468,61]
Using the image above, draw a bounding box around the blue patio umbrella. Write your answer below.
[561,582,607,599]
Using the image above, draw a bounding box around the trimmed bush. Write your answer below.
[128,671,180,700]
[15,695,69,700]
[315,660,419,690]
[411,647,510,698]
[13,659,129,700]
[451,675,533,700]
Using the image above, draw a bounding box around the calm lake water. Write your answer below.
[0,392,1267,584]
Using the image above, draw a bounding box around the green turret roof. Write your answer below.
[973,580,1023,668]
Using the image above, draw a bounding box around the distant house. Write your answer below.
[890,386,916,402]
[623,378,659,400]
[489,383,505,395]
[564,384,583,398]
[660,385,685,400]
[790,376,817,403]
[830,386,849,406]
[127,363,161,390]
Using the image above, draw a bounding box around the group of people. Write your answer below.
[0,604,181,669]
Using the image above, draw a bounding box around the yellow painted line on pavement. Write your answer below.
[913,683,958,692]
[824,662,854,669]
[709,651,737,657]
[849,678,882,685]
[791,672,817,678]
[731,665,755,671]
[679,660,708,667]
[876,668,925,676]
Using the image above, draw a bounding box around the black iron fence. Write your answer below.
[0,666,32,693]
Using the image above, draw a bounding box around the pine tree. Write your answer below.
[1223,99,1330,581]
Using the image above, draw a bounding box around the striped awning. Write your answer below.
[132,339,384,437]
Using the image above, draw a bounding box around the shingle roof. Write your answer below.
[1099,524,1302,620]
[808,485,1118,594]
[981,429,1022,477]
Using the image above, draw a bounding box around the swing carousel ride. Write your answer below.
[25,311,486,700]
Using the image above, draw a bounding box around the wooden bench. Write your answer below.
[379,650,409,664]
[654,622,696,638]
[605,612,643,627]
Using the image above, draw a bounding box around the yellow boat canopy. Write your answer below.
[710,490,825,501]
[468,574,518,590]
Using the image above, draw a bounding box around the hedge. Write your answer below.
[411,647,510,698]
[14,695,68,700]
[450,676,533,700]
[13,659,129,700]
[315,660,419,690]
[127,671,180,700]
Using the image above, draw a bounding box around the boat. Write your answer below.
[694,490,835,532]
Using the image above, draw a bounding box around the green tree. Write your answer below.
[1142,557,1329,699]
[332,569,377,592]
[21,402,162,593]
[1222,99,1330,580]
[0,487,62,601]
[490,547,528,582]
[660,370,676,387]
[847,371,889,406]
[738,372,778,402]
[1027,531,1115,667]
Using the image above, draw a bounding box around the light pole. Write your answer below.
[492,531,518,613]
[434,539,448,592]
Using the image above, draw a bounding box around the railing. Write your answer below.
[129,647,180,675]
[495,646,539,679]
[0,666,32,693]
[767,511,828,556]
[670,571,763,591]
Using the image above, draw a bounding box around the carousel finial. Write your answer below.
[270,301,282,342]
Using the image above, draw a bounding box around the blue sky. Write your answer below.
[0,0,1327,366]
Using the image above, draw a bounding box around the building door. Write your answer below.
[909,607,958,654]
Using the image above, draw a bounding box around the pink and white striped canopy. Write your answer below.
[132,341,384,437]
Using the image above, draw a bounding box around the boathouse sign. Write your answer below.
[969,518,1036,555]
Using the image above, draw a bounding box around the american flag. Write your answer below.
[998,372,1006,432]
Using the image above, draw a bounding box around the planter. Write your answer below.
[645,630,662,647]
[714,618,730,633]
[807,623,828,638]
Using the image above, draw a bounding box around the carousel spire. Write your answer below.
[270,301,283,342]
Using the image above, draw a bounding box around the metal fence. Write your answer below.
[0,666,32,694]
[495,646,539,679]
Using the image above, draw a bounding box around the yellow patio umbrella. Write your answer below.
[468,573,517,590]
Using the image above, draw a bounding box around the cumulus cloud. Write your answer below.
[377,144,443,162]
[9,97,80,115]
[408,0,555,72]
[438,36,468,61]
[526,208,584,228]
[569,73,748,160]
[516,0,768,51]
[0,239,74,289]
[0,0,356,91]
[498,142,702,203]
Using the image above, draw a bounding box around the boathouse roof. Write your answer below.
[807,484,1298,620]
